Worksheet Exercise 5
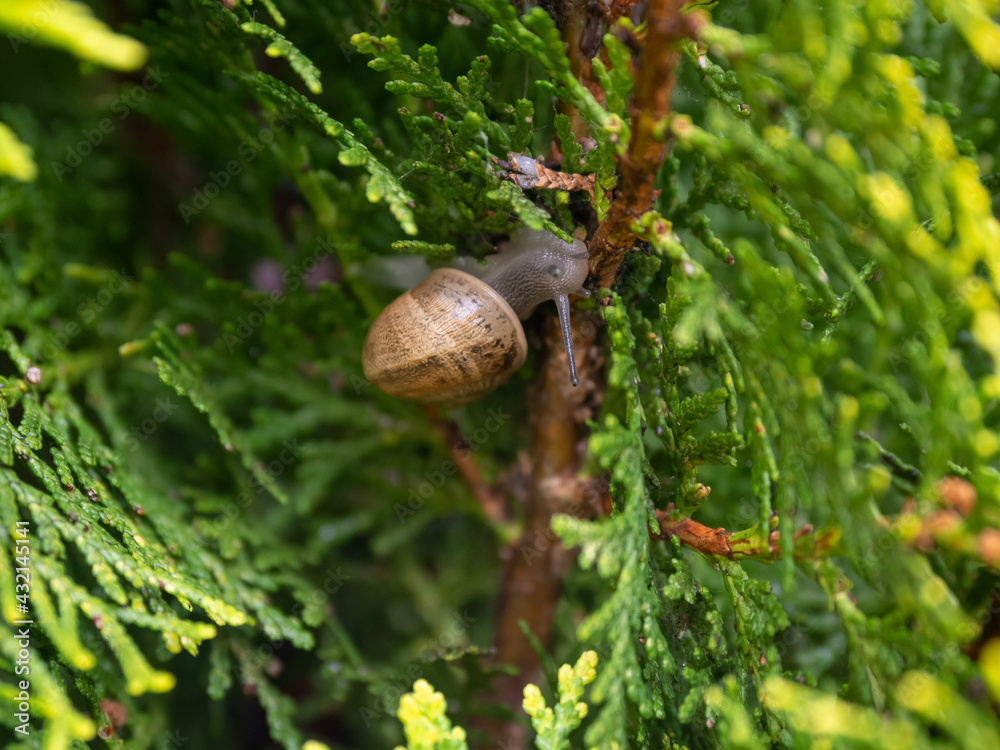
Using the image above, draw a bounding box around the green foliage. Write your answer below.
[0,0,147,181]
[1,0,1000,748]
[0,0,146,71]
[522,650,599,749]
[392,679,469,750]
[390,652,597,750]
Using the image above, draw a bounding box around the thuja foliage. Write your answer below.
[1,0,1000,748]
[383,651,600,750]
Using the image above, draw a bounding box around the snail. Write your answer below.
[362,227,590,407]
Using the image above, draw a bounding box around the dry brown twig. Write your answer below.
[650,477,1000,570]
[653,510,841,561]
[494,153,597,201]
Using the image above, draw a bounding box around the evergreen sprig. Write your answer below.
[2,0,1000,748]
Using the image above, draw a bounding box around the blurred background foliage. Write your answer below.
[1,0,1000,748]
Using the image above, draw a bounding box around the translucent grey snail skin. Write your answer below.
[453,227,591,386]
[362,227,591,407]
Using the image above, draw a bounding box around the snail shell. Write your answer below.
[362,268,527,407]
[362,228,590,407]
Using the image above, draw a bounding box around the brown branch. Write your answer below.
[555,0,605,142]
[589,0,704,289]
[654,514,736,557]
[599,0,643,26]
[477,2,698,744]
[423,406,508,525]
[653,510,843,562]
[653,478,1000,570]
[476,309,602,749]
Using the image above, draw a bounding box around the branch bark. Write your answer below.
[423,406,509,524]
[653,511,843,561]
[480,2,699,745]
[477,310,601,748]
[555,0,605,140]
[589,0,704,288]
[653,482,999,569]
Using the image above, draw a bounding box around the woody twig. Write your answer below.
[589,0,704,289]
[653,511,843,561]
[423,406,508,524]
[481,2,701,746]
[494,153,596,201]
[652,478,1000,569]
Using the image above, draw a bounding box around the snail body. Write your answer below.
[362,228,589,407]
